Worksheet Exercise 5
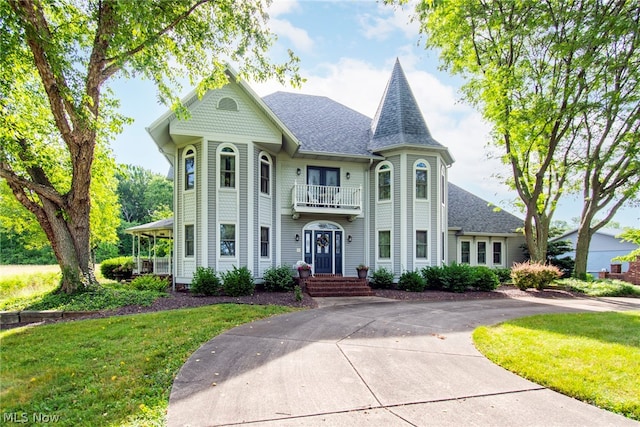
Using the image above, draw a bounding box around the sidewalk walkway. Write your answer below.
[168,296,640,426]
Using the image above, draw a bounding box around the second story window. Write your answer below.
[220,147,236,188]
[185,148,195,191]
[260,154,270,195]
[377,163,391,201]
[415,161,428,199]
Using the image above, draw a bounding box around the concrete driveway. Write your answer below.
[168,296,640,426]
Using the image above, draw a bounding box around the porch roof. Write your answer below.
[125,218,174,238]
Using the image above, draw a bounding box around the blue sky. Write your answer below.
[109,0,638,228]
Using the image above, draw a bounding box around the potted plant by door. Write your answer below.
[295,261,312,279]
[356,264,369,279]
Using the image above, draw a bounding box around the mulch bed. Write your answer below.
[6,285,585,329]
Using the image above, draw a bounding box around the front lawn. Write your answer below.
[473,311,640,420]
[0,304,296,426]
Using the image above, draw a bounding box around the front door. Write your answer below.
[314,231,333,274]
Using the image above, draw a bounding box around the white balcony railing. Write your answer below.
[291,183,362,218]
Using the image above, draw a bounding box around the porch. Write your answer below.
[291,182,362,220]
[125,218,173,277]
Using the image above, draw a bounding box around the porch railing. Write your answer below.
[291,183,362,211]
[133,256,172,275]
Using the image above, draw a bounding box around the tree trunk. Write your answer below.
[573,225,592,280]
[5,167,98,294]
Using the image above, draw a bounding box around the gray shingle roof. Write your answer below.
[262,92,373,157]
[369,59,444,151]
[448,183,523,234]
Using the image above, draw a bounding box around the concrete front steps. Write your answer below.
[304,275,374,297]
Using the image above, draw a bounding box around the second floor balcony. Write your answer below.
[291,182,362,220]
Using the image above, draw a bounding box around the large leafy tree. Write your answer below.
[0,0,300,293]
[399,0,640,272]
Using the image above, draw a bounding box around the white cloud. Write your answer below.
[358,2,420,41]
[270,18,314,53]
[268,0,301,18]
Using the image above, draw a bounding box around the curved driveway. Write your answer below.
[168,296,640,426]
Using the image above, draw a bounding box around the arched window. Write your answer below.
[415,161,428,199]
[376,163,392,201]
[260,153,271,195]
[219,146,237,188]
[184,147,195,191]
[217,97,238,111]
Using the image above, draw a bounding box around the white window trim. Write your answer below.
[375,161,393,203]
[219,223,238,259]
[260,225,271,260]
[377,229,392,261]
[414,229,429,262]
[492,241,504,267]
[459,239,472,265]
[476,239,489,265]
[414,159,430,202]
[259,151,272,197]
[217,143,238,191]
[184,223,195,259]
[183,145,196,192]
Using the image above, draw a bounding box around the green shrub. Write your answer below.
[370,267,395,289]
[100,257,134,280]
[263,265,295,292]
[191,267,222,296]
[492,267,512,283]
[441,262,475,293]
[130,275,169,293]
[422,266,445,290]
[472,266,500,291]
[398,270,426,292]
[221,266,255,297]
[511,262,562,290]
[558,278,640,297]
[294,285,303,301]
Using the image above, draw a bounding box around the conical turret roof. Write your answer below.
[369,59,444,151]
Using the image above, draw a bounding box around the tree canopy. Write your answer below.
[399,0,640,274]
[0,0,301,292]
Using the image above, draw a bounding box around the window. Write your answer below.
[220,224,236,256]
[493,242,503,265]
[185,225,194,257]
[260,227,269,258]
[218,97,238,111]
[461,241,470,264]
[415,161,428,199]
[260,154,270,194]
[441,167,446,206]
[184,148,195,190]
[378,230,391,259]
[377,164,391,201]
[477,242,487,264]
[416,231,428,259]
[220,147,236,188]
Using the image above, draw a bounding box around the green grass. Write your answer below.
[0,264,165,312]
[0,304,296,426]
[0,265,62,305]
[558,278,640,297]
[473,311,640,420]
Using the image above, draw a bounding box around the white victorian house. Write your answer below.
[141,60,525,289]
